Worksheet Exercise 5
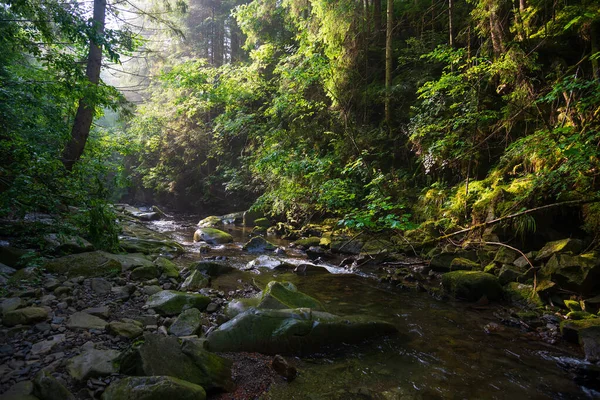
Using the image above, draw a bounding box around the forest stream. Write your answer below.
[148,215,597,399]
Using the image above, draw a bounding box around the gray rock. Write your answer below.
[66,312,107,330]
[102,376,206,400]
[108,321,143,339]
[3,307,48,326]
[142,285,163,296]
[33,371,75,400]
[43,234,93,254]
[0,380,38,400]
[31,334,66,355]
[130,265,159,281]
[145,291,210,316]
[180,270,210,292]
[242,237,276,252]
[43,278,61,291]
[82,306,110,319]
[0,262,17,276]
[90,278,112,295]
[40,294,56,306]
[66,348,120,381]
[168,308,203,337]
[1,297,23,314]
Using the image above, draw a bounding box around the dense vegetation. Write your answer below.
[1,0,599,245]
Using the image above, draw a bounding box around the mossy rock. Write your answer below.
[153,257,180,279]
[560,318,600,362]
[225,297,260,318]
[566,311,596,320]
[44,251,121,277]
[541,252,600,294]
[493,247,519,265]
[294,237,322,248]
[181,270,210,291]
[102,376,206,400]
[504,282,544,308]
[330,237,364,254]
[119,238,184,255]
[207,308,398,355]
[442,271,503,302]
[243,210,264,227]
[145,290,210,316]
[258,281,324,311]
[8,266,41,285]
[193,228,233,245]
[450,257,479,271]
[130,265,159,281]
[242,237,276,252]
[194,261,234,277]
[169,308,203,337]
[564,299,583,312]
[3,307,48,326]
[430,251,477,272]
[253,218,271,228]
[197,216,223,228]
[483,262,498,274]
[536,238,584,262]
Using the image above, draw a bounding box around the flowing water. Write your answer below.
[149,217,599,399]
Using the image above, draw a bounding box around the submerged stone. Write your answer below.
[193,228,233,245]
[145,290,210,316]
[442,271,503,302]
[102,376,206,400]
[207,308,397,355]
[242,236,277,252]
[258,281,324,311]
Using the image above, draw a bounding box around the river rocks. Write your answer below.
[109,253,154,272]
[66,312,107,330]
[154,257,180,279]
[197,216,223,228]
[66,348,121,381]
[33,371,75,400]
[430,251,478,272]
[123,333,233,391]
[504,282,543,308]
[30,334,66,355]
[442,271,503,302]
[130,265,159,281]
[108,320,143,338]
[493,247,519,265]
[168,308,203,336]
[44,251,121,277]
[90,278,112,295]
[294,237,321,248]
[330,237,364,255]
[243,255,291,271]
[102,376,206,400]
[243,210,263,227]
[450,258,479,271]
[145,290,210,316]
[258,281,325,311]
[3,307,48,326]
[0,245,28,268]
[1,297,23,314]
[43,234,93,254]
[207,308,397,355]
[193,228,233,245]
[194,261,234,277]
[536,238,584,262]
[242,237,276,252]
[540,252,600,294]
[560,318,600,362]
[180,270,210,291]
[119,238,184,255]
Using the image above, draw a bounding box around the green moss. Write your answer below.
[44,251,122,277]
[505,282,544,308]
[442,271,503,301]
[450,257,479,271]
[197,216,223,228]
[145,290,211,316]
[564,299,583,312]
[259,281,325,311]
[154,257,180,278]
[193,228,233,244]
[102,376,206,400]
[483,262,498,274]
[566,311,597,320]
[254,217,271,228]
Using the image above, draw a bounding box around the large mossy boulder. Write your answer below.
[560,318,600,362]
[540,252,600,294]
[44,251,121,277]
[242,237,276,252]
[243,210,263,227]
[154,257,180,279]
[441,271,503,302]
[536,238,584,262]
[122,333,233,391]
[193,228,233,245]
[145,290,210,316]
[197,216,223,228]
[258,281,324,311]
[206,308,398,355]
[102,376,206,400]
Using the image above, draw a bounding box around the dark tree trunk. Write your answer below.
[62,0,106,171]
[385,0,393,127]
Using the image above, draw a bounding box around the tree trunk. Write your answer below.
[373,0,382,37]
[592,22,599,79]
[448,0,453,46]
[385,0,393,127]
[62,0,106,171]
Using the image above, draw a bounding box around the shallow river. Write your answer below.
[149,218,598,399]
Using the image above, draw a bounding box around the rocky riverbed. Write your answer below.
[0,206,599,399]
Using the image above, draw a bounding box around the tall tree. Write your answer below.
[384,0,393,126]
[62,0,107,171]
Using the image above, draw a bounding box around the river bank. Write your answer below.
[0,206,599,399]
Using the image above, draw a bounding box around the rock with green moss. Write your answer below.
[193,228,233,245]
[130,265,159,281]
[243,210,264,227]
[566,311,596,320]
[153,257,180,279]
[361,240,395,255]
[33,371,75,400]
[430,251,478,272]
[497,265,528,285]
[197,216,224,228]
[564,299,583,312]
[7,267,41,285]
[560,318,600,361]
[450,258,479,271]
[493,247,519,265]
[207,308,397,355]
[194,261,234,277]
[225,297,260,318]
[120,238,184,255]
[108,321,143,339]
[108,253,154,272]
[242,237,276,252]
[442,271,503,302]
[145,290,210,316]
[102,376,206,400]
[258,281,324,311]
[0,246,29,268]
[253,217,271,228]
[66,348,121,381]
[540,252,600,294]
[44,251,122,277]
[43,234,94,255]
[3,307,48,326]
[181,270,210,291]
[125,333,232,391]
[536,239,584,261]
[294,237,322,248]
[0,380,38,400]
[483,262,498,274]
[169,308,203,337]
[504,282,544,308]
